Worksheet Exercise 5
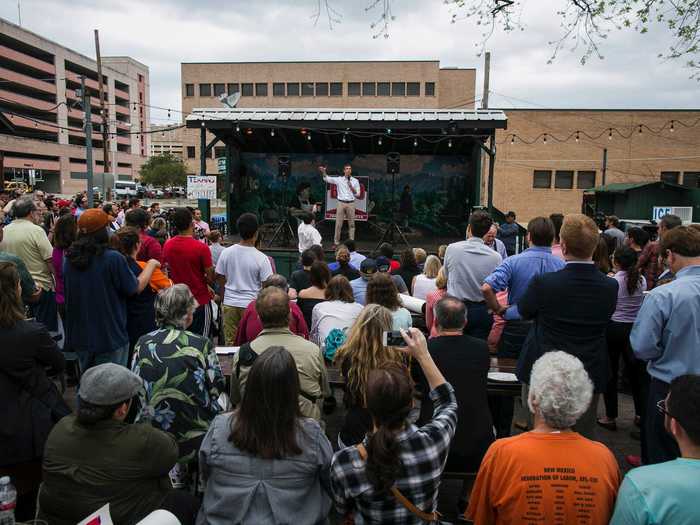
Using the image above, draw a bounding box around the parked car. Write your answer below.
[113,181,138,199]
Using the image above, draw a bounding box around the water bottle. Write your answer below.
[0,476,16,525]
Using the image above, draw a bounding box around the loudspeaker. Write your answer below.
[386,152,400,174]
[278,155,291,179]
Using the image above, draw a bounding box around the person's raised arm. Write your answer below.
[399,327,445,391]
[136,259,160,293]
[318,165,330,183]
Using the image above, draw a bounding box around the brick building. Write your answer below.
[0,17,150,195]
[181,60,700,222]
[180,60,475,175]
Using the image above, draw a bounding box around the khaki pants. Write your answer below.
[222,305,245,345]
[334,200,356,244]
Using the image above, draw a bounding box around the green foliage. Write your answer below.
[139,153,187,189]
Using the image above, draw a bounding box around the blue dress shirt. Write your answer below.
[630,264,700,383]
[484,246,566,320]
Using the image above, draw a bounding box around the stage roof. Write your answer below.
[186,107,508,130]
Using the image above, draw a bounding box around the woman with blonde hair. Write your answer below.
[333,304,404,447]
[425,267,448,338]
[412,254,442,300]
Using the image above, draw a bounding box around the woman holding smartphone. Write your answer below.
[333,304,405,448]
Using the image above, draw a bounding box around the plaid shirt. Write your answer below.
[330,383,457,524]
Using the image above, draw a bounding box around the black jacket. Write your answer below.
[516,263,618,392]
[417,335,494,472]
[0,319,65,466]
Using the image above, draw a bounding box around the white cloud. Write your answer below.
[2,0,697,125]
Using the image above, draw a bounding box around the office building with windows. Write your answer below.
[0,17,150,195]
[150,124,184,159]
[181,59,700,221]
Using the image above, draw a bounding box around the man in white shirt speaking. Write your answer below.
[319,163,360,247]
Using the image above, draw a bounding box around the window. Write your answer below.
[186,146,195,159]
[315,82,329,96]
[287,82,300,96]
[661,171,680,184]
[407,82,420,96]
[362,82,376,96]
[185,84,194,97]
[213,83,225,96]
[273,83,285,96]
[227,83,239,95]
[330,82,342,96]
[391,82,406,96]
[255,83,267,96]
[554,170,574,189]
[577,171,596,189]
[214,146,226,158]
[301,82,314,96]
[199,83,211,97]
[348,82,361,96]
[425,82,436,96]
[533,170,552,189]
[683,172,700,188]
[377,82,390,96]
[241,83,253,96]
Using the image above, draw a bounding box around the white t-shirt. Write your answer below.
[310,300,364,348]
[298,222,322,253]
[412,274,437,300]
[215,244,273,308]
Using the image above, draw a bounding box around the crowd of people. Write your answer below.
[1,187,699,525]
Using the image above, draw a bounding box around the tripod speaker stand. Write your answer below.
[376,152,410,250]
[267,155,297,247]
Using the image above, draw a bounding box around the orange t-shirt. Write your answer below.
[467,431,620,525]
[136,261,173,292]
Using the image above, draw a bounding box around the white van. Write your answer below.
[114,180,138,199]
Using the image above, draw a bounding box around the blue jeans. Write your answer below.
[78,344,130,372]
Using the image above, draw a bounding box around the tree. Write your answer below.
[314,0,700,77]
[139,153,187,189]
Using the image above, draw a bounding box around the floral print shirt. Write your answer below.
[132,326,225,464]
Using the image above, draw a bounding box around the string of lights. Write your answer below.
[1,93,699,147]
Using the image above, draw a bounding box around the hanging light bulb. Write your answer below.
[167,109,171,119]
[448,139,452,148]
[235,123,240,133]
[543,133,547,145]
[342,133,347,144]
[638,125,643,134]
[608,128,613,140]
[378,136,383,146]
[161,131,165,137]
[307,132,311,141]
[270,129,275,137]
[575,131,580,143]
[670,120,675,132]
[510,135,515,145]
[413,137,418,147]
[386,128,392,134]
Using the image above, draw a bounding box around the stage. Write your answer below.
[187,107,508,246]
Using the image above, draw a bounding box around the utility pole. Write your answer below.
[94,29,110,200]
[80,76,95,207]
[482,51,491,109]
[602,148,608,186]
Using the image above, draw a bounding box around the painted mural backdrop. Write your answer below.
[237,153,472,237]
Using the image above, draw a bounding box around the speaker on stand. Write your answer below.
[376,152,410,250]
[268,155,297,247]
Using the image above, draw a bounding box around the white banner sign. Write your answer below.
[187,175,217,199]
[324,176,369,221]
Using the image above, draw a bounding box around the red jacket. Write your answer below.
[234,299,309,345]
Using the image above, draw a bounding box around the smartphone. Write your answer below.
[383,330,408,347]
